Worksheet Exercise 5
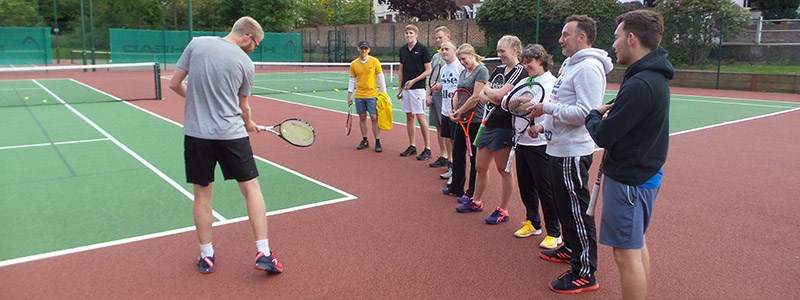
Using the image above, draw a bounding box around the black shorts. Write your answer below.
[439,114,454,138]
[184,135,259,186]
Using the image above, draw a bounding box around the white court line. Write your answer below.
[0,138,109,150]
[0,87,40,91]
[33,79,227,224]
[252,85,406,113]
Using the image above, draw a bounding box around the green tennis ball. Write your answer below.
[42,99,48,103]
[333,88,339,92]
[312,90,316,93]
[24,96,29,100]
[294,86,298,90]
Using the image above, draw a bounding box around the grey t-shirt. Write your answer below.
[176,36,254,140]
[457,63,489,123]
[429,51,444,96]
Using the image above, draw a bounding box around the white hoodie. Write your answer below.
[540,48,613,157]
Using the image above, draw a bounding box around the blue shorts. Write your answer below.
[599,176,659,249]
[355,97,377,115]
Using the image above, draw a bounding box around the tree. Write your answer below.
[754,0,800,19]
[0,0,44,26]
[656,0,750,65]
[477,0,629,61]
[377,0,458,21]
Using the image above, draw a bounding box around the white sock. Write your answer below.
[199,242,214,258]
[256,239,271,256]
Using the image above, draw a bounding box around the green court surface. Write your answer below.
[0,79,347,263]
[249,70,800,132]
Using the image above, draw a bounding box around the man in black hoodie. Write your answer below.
[585,10,673,300]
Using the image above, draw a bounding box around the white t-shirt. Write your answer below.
[439,60,465,116]
[506,71,557,146]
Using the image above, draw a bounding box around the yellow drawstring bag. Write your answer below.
[377,92,393,130]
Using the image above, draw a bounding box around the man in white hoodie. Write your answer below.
[529,15,613,294]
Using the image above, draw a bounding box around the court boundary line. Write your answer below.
[33,79,227,223]
[70,79,357,206]
[0,138,109,150]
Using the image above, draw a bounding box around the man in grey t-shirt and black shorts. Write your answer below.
[169,16,283,275]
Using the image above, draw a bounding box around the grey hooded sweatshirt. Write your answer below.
[541,48,614,157]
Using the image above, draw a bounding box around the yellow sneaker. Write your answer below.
[540,235,563,249]
[514,220,542,238]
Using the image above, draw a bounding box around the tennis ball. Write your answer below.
[42,99,48,103]
[312,90,316,93]
[24,96,29,100]
[294,86,298,90]
[333,88,339,92]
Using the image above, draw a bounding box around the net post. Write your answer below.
[154,62,163,100]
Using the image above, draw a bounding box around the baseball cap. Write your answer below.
[357,40,370,49]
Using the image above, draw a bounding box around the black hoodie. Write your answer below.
[585,47,675,186]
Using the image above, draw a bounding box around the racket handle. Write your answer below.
[257,125,268,131]
[473,125,485,146]
[504,148,515,173]
[465,136,473,157]
[586,183,601,216]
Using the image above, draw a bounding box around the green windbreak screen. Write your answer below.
[0,27,53,65]
[109,29,302,64]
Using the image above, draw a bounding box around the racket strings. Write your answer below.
[281,121,315,146]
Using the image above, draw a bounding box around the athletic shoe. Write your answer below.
[540,236,563,249]
[456,200,483,213]
[442,187,459,197]
[400,145,417,157]
[539,247,572,264]
[357,139,369,150]
[549,270,599,294]
[446,176,453,186]
[514,220,542,237]
[416,148,432,160]
[374,141,383,152]
[456,195,471,204]
[485,207,510,224]
[254,252,283,274]
[197,255,215,274]
[429,156,449,168]
[439,167,452,179]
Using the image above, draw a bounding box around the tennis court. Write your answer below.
[0,72,352,264]
[1,63,799,299]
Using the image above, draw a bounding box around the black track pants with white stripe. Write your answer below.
[549,155,597,278]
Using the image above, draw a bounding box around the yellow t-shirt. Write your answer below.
[349,56,383,98]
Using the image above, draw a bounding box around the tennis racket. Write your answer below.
[586,156,604,216]
[473,73,505,145]
[452,87,474,157]
[586,98,615,216]
[257,118,316,147]
[503,81,546,173]
[345,103,353,136]
[430,59,442,89]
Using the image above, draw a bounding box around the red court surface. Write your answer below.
[2,73,799,299]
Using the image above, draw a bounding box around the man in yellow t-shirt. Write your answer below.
[348,40,387,152]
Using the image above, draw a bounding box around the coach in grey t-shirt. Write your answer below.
[176,36,255,140]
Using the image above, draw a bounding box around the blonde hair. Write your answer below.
[404,24,419,34]
[434,26,450,36]
[232,16,264,40]
[498,35,522,60]
[456,43,484,64]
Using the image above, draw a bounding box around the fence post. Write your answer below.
[756,15,763,44]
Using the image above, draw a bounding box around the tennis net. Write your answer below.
[251,62,400,96]
[0,62,162,108]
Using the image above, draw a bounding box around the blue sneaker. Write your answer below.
[254,252,284,274]
[456,200,483,213]
[457,195,471,204]
[442,187,458,197]
[485,207,510,224]
[197,255,215,274]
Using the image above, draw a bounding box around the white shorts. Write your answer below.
[401,89,427,114]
